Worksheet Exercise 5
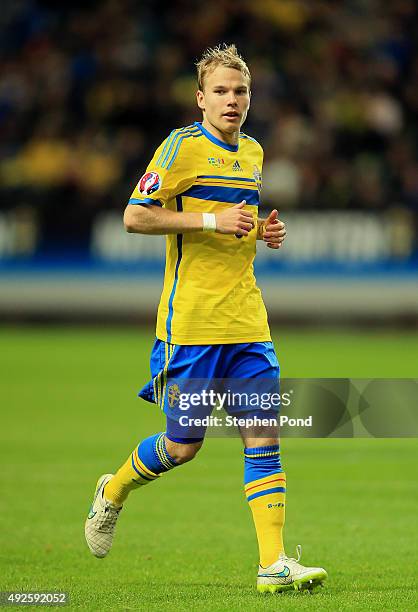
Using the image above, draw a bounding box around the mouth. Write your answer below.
[223,111,240,119]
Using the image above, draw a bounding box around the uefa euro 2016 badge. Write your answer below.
[138,171,161,195]
[253,165,262,191]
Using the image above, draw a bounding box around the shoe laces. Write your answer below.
[282,544,302,564]
[97,503,121,532]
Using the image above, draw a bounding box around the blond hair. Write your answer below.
[196,44,251,91]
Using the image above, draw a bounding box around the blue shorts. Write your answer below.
[138,340,280,442]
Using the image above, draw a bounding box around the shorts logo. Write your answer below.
[168,383,181,408]
[138,171,161,195]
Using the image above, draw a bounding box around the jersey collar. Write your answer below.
[194,122,239,152]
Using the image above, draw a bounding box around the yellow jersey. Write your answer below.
[128,122,271,345]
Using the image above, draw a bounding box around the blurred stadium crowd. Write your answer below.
[1,0,418,249]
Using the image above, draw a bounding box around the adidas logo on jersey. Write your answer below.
[232,160,243,172]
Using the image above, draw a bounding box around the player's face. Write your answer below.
[196,66,251,139]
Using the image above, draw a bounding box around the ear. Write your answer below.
[196,89,205,111]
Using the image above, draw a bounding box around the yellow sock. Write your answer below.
[104,433,177,506]
[104,446,159,506]
[245,472,286,567]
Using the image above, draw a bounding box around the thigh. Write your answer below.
[166,344,228,442]
[224,341,280,379]
[139,341,224,440]
[222,342,281,441]
[222,342,280,413]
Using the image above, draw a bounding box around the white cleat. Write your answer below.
[257,545,327,593]
[84,474,122,558]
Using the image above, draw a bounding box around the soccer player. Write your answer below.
[85,44,327,593]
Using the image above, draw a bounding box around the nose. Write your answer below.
[226,91,238,106]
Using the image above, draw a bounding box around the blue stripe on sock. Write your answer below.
[136,432,178,475]
[130,455,153,481]
[154,433,177,470]
[247,487,286,502]
[244,445,279,456]
[244,445,283,485]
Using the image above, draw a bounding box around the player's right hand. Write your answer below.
[215,201,254,236]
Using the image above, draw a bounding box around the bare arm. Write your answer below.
[124,200,255,236]
[124,204,203,235]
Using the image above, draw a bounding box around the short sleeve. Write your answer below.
[128,131,197,207]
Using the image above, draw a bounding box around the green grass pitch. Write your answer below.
[1,327,417,611]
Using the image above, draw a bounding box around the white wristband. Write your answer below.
[202,212,217,232]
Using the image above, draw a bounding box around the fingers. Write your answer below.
[263,219,284,232]
[235,205,254,220]
[235,219,254,238]
[231,205,286,247]
[266,209,279,224]
[263,223,286,240]
[238,222,254,233]
[220,200,257,237]
[233,201,253,219]
[235,220,254,237]
[263,217,285,238]
[238,209,255,232]
[264,234,286,246]
[263,217,286,249]
[233,200,247,209]
[233,200,253,216]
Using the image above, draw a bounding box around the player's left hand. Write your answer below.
[262,209,286,249]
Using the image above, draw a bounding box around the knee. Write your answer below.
[164,438,203,465]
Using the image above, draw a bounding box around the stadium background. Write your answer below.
[1,1,417,610]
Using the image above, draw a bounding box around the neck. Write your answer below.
[201,117,239,146]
